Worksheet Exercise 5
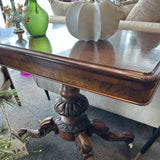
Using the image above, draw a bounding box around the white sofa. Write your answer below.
[34,0,160,128]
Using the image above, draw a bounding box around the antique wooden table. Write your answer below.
[0,24,160,160]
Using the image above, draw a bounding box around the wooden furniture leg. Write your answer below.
[75,132,94,160]
[90,119,134,144]
[18,116,58,138]
[44,90,51,100]
[1,66,21,106]
[134,126,160,160]
[18,84,134,159]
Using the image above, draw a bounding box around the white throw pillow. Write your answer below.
[118,3,135,20]
[49,0,74,16]
[126,0,160,22]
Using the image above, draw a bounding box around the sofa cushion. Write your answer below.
[118,3,135,20]
[126,0,160,22]
[49,0,73,16]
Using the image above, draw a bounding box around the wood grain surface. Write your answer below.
[0,24,160,105]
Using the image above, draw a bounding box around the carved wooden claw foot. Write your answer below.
[18,117,58,138]
[91,119,135,144]
[121,132,135,144]
[18,128,40,138]
[75,132,94,160]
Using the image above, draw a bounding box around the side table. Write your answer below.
[0,24,160,159]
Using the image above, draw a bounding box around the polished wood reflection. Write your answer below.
[70,40,115,66]
[0,24,160,105]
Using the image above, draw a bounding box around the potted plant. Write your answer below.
[0,89,29,160]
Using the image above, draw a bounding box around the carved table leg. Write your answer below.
[90,119,135,144]
[18,84,135,159]
[54,85,90,141]
[18,117,58,138]
[75,132,94,160]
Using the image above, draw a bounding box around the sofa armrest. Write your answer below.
[49,16,160,33]
[49,15,66,24]
[118,21,160,33]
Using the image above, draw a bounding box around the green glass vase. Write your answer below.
[22,0,49,37]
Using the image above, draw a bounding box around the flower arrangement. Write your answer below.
[0,89,29,160]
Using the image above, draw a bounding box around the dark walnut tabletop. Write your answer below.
[0,24,160,105]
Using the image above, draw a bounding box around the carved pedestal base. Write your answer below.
[18,85,135,160]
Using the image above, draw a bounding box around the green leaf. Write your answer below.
[0,89,19,106]
[0,124,8,134]
[0,149,13,154]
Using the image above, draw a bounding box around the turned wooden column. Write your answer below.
[55,84,90,141]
